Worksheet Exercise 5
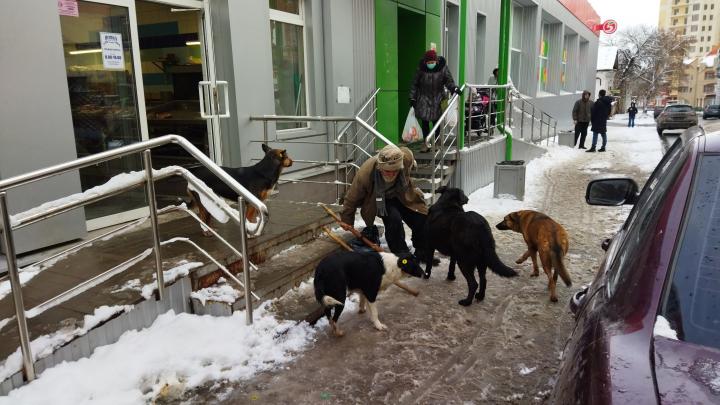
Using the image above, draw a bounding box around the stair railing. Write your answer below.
[250,88,393,204]
[0,135,265,382]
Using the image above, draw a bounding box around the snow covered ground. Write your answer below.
[0,303,319,405]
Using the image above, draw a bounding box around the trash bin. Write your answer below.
[494,160,526,200]
[558,130,575,147]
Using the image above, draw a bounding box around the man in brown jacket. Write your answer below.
[341,144,431,261]
[571,90,593,149]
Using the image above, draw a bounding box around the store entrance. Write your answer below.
[136,0,214,207]
[60,0,227,230]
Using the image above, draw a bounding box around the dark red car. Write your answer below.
[550,126,720,404]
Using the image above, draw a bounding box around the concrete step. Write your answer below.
[412,164,454,178]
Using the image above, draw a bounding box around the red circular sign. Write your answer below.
[602,20,617,34]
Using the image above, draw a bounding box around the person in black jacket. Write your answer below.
[587,89,613,152]
[409,49,460,152]
[627,102,638,127]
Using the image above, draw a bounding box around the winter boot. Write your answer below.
[585,147,596,152]
[598,147,606,152]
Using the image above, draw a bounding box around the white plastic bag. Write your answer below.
[402,107,423,143]
[446,104,458,127]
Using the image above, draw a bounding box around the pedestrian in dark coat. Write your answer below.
[409,49,460,152]
[627,102,638,127]
[587,89,613,152]
[571,90,593,149]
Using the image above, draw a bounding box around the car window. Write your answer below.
[665,105,693,113]
[606,138,689,296]
[660,155,720,350]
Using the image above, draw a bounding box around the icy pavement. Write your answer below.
[0,124,665,404]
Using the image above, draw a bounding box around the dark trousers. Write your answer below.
[591,131,607,149]
[628,116,635,127]
[420,120,436,141]
[574,122,589,147]
[379,198,427,255]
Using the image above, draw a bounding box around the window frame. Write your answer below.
[659,153,720,349]
[538,22,549,94]
[269,0,311,132]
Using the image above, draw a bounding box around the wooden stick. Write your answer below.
[319,204,383,252]
[321,226,353,251]
[319,208,419,297]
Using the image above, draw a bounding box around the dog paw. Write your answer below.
[374,322,388,331]
[334,329,346,337]
[474,292,485,301]
[423,272,431,279]
[446,273,456,281]
[550,296,558,303]
[458,298,473,306]
[358,307,366,314]
[531,272,540,277]
[515,258,524,264]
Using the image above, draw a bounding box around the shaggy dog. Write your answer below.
[314,251,423,337]
[495,210,571,302]
[423,187,518,306]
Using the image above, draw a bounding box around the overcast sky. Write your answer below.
[588,0,660,40]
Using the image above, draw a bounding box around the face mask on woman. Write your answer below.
[426,62,436,69]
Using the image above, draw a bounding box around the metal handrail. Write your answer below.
[249,88,391,204]
[0,135,268,235]
[0,135,266,383]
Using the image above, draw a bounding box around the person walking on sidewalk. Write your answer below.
[410,49,461,152]
[587,89,613,152]
[340,144,436,264]
[572,90,593,149]
[627,102,638,127]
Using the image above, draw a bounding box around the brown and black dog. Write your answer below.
[188,144,292,231]
[495,210,571,302]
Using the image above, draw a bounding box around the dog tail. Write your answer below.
[321,296,344,307]
[551,245,572,287]
[485,248,518,278]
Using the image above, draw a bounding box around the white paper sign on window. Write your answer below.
[100,32,124,70]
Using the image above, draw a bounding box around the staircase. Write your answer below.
[410,149,457,198]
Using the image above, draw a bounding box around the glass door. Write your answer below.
[60,0,149,229]
[135,0,228,207]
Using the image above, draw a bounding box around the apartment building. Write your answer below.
[659,0,720,106]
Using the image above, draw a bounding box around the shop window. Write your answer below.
[475,13,486,84]
[269,0,308,130]
[510,5,525,90]
[538,23,549,93]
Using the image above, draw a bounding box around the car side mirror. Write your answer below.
[586,178,640,206]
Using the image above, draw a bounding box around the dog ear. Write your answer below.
[436,186,447,194]
[261,143,271,153]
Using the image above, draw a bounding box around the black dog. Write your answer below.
[314,251,424,337]
[188,144,292,229]
[423,187,518,306]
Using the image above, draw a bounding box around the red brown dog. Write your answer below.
[495,210,571,302]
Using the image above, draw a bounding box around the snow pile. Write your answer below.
[140,260,204,300]
[653,315,678,340]
[190,278,240,306]
[466,144,582,216]
[0,304,318,405]
[519,365,537,375]
[0,305,133,382]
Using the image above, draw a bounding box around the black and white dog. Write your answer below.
[314,251,424,337]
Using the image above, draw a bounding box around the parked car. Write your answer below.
[656,104,698,135]
[550,126,720,404]
[703,104,720,119]
[653,105,664,120]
